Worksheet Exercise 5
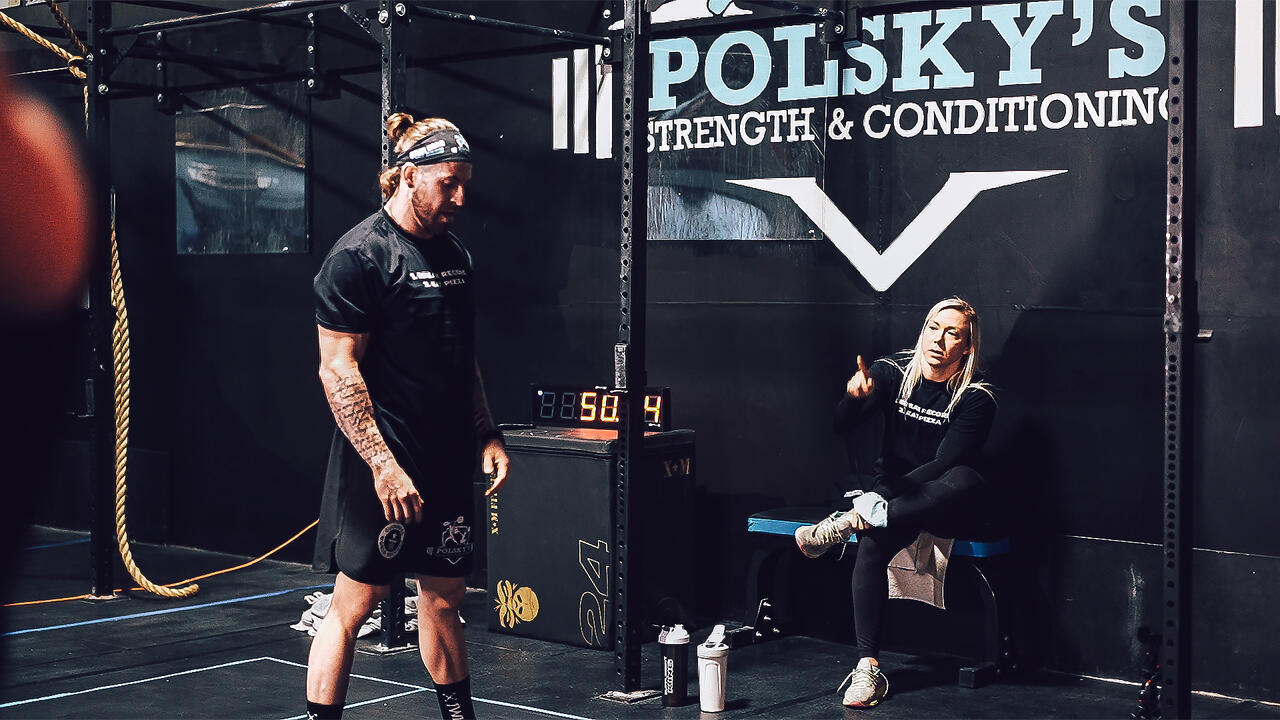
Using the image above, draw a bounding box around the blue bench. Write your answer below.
[732,506,1015,688]
[747,512,1012,558]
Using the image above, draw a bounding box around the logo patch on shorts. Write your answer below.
[377,522,406,559]
[425,516,473,565]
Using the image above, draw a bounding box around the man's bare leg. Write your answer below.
[417,575,472,718]
[306,573,387,710]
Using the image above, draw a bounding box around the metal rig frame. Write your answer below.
[1161,3,1193,717]
[6,0,1195,705]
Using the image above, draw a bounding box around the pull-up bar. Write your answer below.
[102,0,611,48]
[403,4,608,47]
[102,0,334,37]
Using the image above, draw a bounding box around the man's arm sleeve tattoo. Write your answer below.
[324,369,396,475]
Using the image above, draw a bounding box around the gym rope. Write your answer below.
[106,196,200,599]
[3,519,319,608]
[36,2,194,600]
[4,2,194,600]
[0,5,88,127]
[47,1,89,58]
[1,6,312,602]
[0,7,85,80]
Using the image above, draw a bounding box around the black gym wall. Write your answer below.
[10,0,1277,703]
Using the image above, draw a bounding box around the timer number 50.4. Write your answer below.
[537,391,662,425]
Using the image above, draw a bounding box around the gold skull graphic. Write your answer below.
[495,579,540,628]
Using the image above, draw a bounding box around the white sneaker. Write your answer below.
[839,657,888,707]
[795,512,857,559]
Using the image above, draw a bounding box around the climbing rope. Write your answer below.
[46,0,90,130]
[4,6,316,604]
[2,6,88,130]
[2,7,200,600]
[0,8,85,81]
[47,0,88,57]
[107,193,198,599]
[0,7,89,132]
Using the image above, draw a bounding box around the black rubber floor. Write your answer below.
[2,527,1275,719]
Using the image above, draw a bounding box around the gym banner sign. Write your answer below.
[647,86,1166,149]
[647,0,1168,150]
[550,0,1191,290]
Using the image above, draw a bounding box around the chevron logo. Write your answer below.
[729,170,1067,291]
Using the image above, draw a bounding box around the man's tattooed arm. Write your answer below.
[317,325,420,523]
[322,368,397,476]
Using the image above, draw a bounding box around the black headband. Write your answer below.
[393,128,472,166]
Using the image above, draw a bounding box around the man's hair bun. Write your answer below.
[385,112,415,143]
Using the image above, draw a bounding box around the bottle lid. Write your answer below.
[659,623,690,644]
[697,642,728,658]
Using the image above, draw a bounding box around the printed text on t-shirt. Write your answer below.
[410,269,468,289]
[895,398,949,426]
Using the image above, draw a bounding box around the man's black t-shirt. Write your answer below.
[834,355,996,498]
[314,210,477,474]
[312,210,479,575]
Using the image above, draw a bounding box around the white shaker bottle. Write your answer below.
[697,624,729,712]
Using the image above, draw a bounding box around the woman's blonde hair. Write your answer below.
[378,112,460,200]
[893,296,994,415]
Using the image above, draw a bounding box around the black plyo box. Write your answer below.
[486,428,695,649]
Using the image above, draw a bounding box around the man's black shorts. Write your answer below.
[333,500,475,585]
[315,435,475,585]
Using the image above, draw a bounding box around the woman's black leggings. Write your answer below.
[850,465,986,659]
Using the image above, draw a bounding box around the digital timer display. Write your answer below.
[530,384,670,431]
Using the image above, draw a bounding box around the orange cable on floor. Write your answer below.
[4,592,93,608]
[3,519,319,608]
[152,519,319,588]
